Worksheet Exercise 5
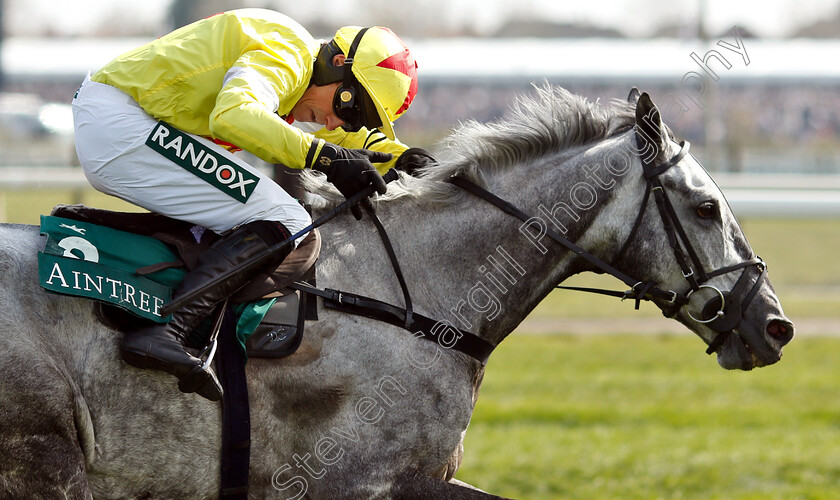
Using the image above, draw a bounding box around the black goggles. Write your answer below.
[333,83,382,132]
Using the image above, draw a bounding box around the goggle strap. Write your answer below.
[343,28,369,90]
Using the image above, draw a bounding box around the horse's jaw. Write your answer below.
[714,331,765,371]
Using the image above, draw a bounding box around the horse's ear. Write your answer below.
[627,87,641,103]
[634,92,666,162]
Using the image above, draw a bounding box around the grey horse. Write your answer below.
[0,87,793,499]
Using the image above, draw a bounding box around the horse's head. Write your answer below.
[616,90,794,370]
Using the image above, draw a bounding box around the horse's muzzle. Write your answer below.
[715,315,794,370]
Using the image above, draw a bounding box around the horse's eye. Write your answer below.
[696,201,717,219]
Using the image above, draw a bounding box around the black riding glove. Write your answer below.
[395,147,439,176]
[312,143,392,219]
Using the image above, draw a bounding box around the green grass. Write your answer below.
[456,333,840,499]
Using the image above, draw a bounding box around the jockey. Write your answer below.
[71,9,420,401]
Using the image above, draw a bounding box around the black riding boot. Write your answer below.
[120,221,293,401]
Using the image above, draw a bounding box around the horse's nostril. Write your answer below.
[766,319,794,345]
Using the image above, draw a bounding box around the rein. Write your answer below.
[448,176,681,310]
[449,136,767,355]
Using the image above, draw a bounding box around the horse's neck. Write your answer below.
[362,138,636,347]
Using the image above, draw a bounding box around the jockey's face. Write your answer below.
[291,53,349,131]
[291,82,345,131]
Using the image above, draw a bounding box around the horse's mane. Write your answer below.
[302,84,636,206]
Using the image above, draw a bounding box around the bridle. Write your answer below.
[615,133,767,353]
[450,131,768,355]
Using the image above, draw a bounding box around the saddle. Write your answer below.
[45,204,320,359]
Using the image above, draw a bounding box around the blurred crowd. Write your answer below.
[1,76,838,173]
[396,80,840,173]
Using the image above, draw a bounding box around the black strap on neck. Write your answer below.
[288,200,495,364]
[448,175,681,308]
[449,177,632,286]
[363,203,413,327]
[291,282,494,364]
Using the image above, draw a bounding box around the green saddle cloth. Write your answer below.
[38,215,273,354]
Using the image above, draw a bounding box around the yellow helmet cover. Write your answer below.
[333,26,418,139]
